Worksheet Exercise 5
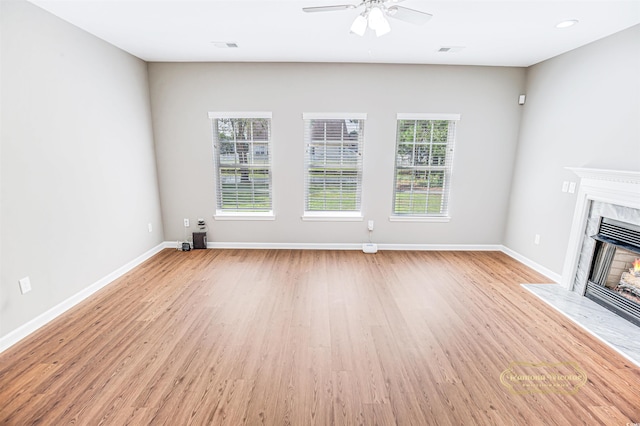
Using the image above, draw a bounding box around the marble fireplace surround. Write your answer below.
[561,168,640,293]
[523,168,640,367]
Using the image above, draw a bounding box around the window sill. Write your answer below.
[214,212,275,221]
[389,215,451,223]
[302,212,363,222]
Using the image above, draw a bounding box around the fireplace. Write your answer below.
[585,217,640,326]
[561,168,640,327]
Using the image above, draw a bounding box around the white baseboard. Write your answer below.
[500,245,561,283]
[0,242,166,354]
[378,243,503,251]
[195,241,559,283]
[169,241,505,252]
[166,241,365,250]
[209,242,363,250]
[0,241,560,354]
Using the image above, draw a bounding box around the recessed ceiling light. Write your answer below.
[556,19,579,29]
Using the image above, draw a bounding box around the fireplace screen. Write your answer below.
[586,217,640,326]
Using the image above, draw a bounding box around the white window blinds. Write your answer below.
[303,113,366,215]
[209,112,273,214]
[393,114,460,217]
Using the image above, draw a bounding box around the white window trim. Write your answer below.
[396,113,460,121]
[209,111,272,119]
[302,113,366,218]
[392,114,460,219]
[210,112,274,216]
[214,211,275,221]
[302,211,364,222]
[388,215,451,223]
[303,112,367,120]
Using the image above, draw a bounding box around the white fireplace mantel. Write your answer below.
[567,168,640,185]
[561,168,640,291]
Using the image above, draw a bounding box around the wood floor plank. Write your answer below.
[332,370,364,426]
[309,346,335,424]
[1,249,639,425]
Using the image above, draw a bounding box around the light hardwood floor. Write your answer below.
[0,249,638,425]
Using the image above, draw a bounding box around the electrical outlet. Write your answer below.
[184,218,190,227]
[19,277,32,294]
[568,182,577,194]
[368,220,374,231]
[561,181,569,193]
[534,234,541,245]
[148,223,153,233]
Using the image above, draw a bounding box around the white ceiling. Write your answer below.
[27,0,640,67]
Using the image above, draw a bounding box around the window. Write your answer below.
[392,113,460,220]
[209,112,273,218]
[303,113,366,219]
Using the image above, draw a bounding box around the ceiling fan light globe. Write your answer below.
[375,18,391,36]
[350,14,367,36]
[368,6,385,30]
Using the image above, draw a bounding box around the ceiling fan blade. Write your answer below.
[386,5,432,25]
[303,4,357,13]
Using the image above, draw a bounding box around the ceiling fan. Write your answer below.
[303,0,432,37]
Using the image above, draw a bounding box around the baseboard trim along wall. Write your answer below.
[1,241,559,354]
[0,242,166,354]
[167,241,505,252]
[500,245,562,283]
[199,242,561,282]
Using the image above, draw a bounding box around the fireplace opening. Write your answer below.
[585,217,640,327]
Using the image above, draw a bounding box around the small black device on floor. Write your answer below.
[192,232,207,249]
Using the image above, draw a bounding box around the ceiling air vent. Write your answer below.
[212,42,239,48]
[438,46,464,53]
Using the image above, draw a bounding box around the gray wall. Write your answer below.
[504,25,640,275]
[0,1,164,337]
[149,62,525,245]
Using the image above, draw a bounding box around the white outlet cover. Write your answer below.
[363,243,378,253]
[19,277,32,294]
